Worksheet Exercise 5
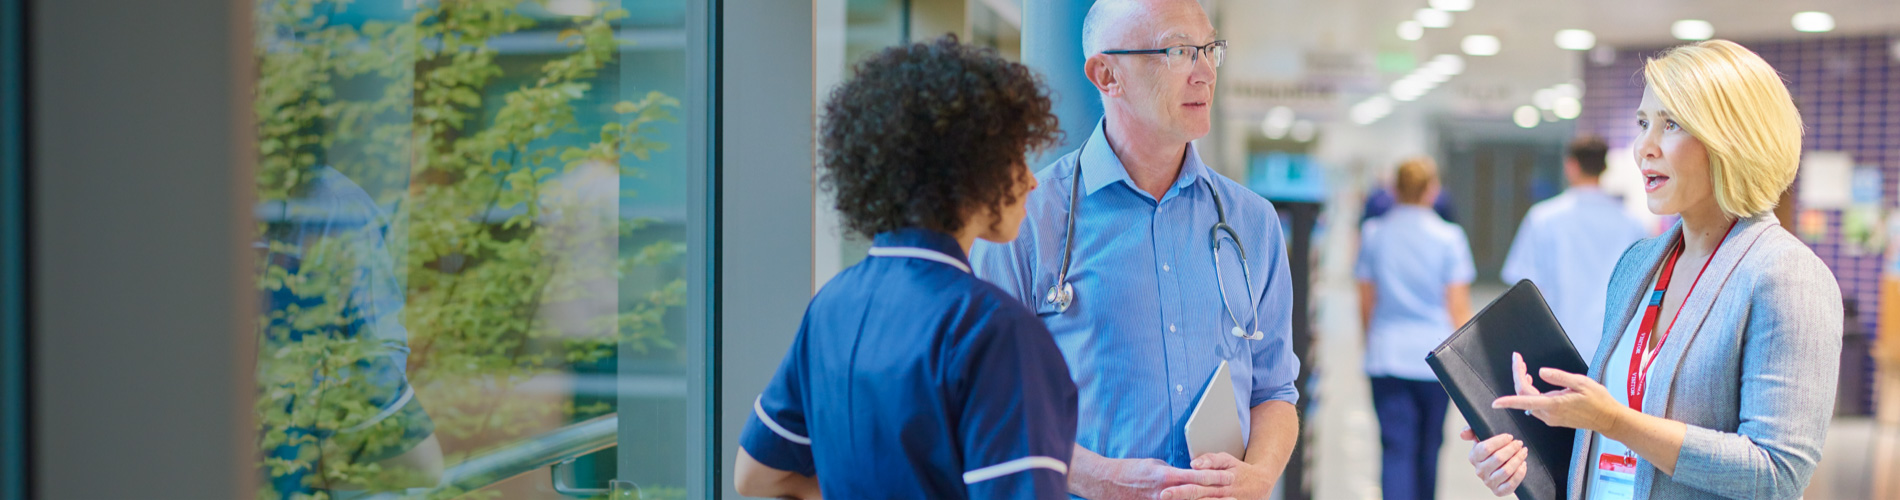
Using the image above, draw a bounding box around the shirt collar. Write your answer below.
[1077,119,1211,199]
[871,227,969,266]
[1389,204,1438,218]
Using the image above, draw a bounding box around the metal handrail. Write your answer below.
[361,413,618,499]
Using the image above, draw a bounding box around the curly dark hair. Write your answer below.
[820,35,1063,239]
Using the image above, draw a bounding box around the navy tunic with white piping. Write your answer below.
[741,228,1078,499]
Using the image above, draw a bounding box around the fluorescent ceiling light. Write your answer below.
[1263,123,1287,139]
[1672,20,1714,41]
[1552,83,1581,99]
[1290,121,1317,142]
[1429,0,1473,12]
[1391,81,1425,101]
[1462,35,1500,56]
[1398,21,1425,41]
[1261,106,1295,139]
[1533,88,1557,109]
[1554,29,1595,51]
[1416,9,1453,29]
[1265,106,1295,130]
[1553,97,1582,119]
[1352,97,1394,125]
[1514,105,1541,128]
[1429,54,1465,75]
[1792,12,1834,33]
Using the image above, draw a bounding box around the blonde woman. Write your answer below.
[1464,40,1842,500]
[1358,157,1475,500]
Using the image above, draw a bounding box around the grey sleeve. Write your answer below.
[1672,255,1842,499]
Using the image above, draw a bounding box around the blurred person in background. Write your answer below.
[734,35,1077,499]
[1469,40,1842,500]
[1501,136,1650,360]
[1356,157,1475,500]
[1362,177,1457,224]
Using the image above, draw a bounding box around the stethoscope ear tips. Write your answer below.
[1229,326,1264,340]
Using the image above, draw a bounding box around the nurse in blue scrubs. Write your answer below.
[1357,157,1475,500]
[732,35,1077,499]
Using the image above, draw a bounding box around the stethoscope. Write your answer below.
[1044,142,1265,341]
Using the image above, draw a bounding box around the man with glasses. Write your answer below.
[971,1,1298,498]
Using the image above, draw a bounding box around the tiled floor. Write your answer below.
[1302,259,1509,500]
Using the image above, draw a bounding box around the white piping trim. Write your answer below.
[340,385,414,433]
[753,395,812,445]
[962,456,1068,484]
[867,246,971,274]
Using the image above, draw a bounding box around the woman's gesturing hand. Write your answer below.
[1491,352,1626,433]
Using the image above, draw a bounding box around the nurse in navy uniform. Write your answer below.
[733,35,1078,499]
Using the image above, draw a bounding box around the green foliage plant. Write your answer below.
[252,0,683,497]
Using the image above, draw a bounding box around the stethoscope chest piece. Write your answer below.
[1046,281,1074,313]
[1045,142,1260,343]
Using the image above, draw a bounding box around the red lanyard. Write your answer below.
[1626,221,1735,412]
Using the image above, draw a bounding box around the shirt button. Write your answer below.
[1169,324,1177,332]
[1176,384,1184,393]
[1163,264,1171,272]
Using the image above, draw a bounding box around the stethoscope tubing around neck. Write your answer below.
[1046,141,1263,341]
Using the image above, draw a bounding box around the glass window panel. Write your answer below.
[250,1,705,498]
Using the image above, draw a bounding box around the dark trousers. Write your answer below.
[1370,376,1451,500]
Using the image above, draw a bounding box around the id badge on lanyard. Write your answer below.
[1592,447,1639,500]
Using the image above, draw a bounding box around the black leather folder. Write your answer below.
[1426,280,1588,500]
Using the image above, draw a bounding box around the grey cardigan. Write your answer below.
[1563,213,1842,500]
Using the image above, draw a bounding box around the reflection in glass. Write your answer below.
[251,1,693,498]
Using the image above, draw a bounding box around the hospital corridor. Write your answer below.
[7,0,1900,499]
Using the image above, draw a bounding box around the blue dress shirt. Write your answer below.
[970,121,1301,470]
[742,228,1078,499]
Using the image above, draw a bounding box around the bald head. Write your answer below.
[1080,0,1208,58]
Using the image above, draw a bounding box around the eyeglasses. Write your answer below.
[1101,40,1227,70]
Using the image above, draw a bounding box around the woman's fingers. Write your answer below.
[1457,428,1476,442]
[1539,367,1596,391]
[1468,433,1514,465]
[1486,447,1529,496]
[1511,352,1542,397]
[1478,440,1523,476]
[1492,395,1555,411]
[1506,449,1530,492]
[1483,457,1512,493]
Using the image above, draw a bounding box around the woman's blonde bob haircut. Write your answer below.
[1644,40,1803,218]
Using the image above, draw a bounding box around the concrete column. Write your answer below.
[1020,0,1099,167]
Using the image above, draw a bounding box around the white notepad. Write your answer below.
[1184,360,1246,459]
